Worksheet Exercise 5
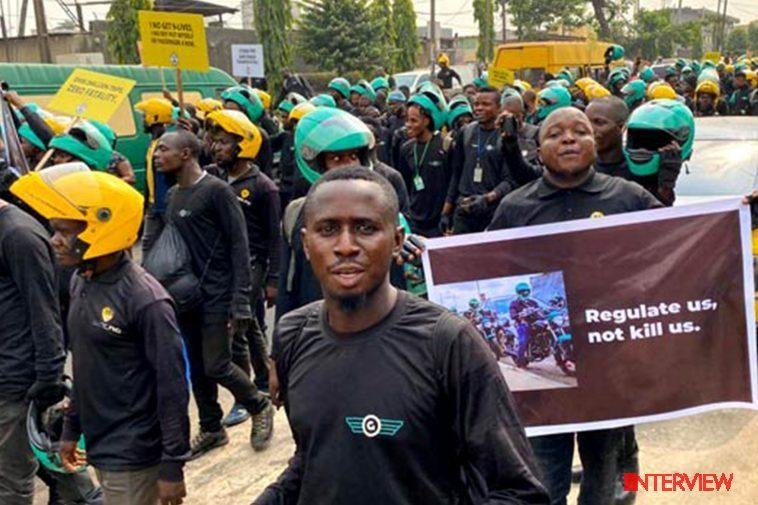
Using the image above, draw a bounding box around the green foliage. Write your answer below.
[369,0,396,73]
[508,0,585,41]
[254,0,293,94]
[393,0,418,71]
[624,9,705,60]
[298,0,383,74]
[749,21,758,53]
[106,0,152,64]
[726,26,748,56]
[473,0,496,62]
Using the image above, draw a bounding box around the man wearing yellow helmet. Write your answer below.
[204,110,282,429]
[10,166,190,505]
[694,80,727,116]
[436,53,462,90]
[153,129,275,459]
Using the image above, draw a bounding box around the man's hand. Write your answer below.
[3,90,24,108]
[265,285,277,308]
[395,234,425,267]
[268,360,282,408]
[26,380,66,411]
[158,479,186,505]
[657,141,682,189]
[176,117,194,132]
[59,440,86,473]
[228,316,252,336]
[162,89,174,101]
[438,213,452,235]
[460,195,489,216]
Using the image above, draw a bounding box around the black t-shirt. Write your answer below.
[437,67,462,89]
[397,132,452,235]
[488,169,663,230]
[259,291,548,505]
[166,173,252,316]
[62,256,189,481]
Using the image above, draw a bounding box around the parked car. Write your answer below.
[393,64,477,92]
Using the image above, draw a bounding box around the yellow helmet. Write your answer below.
[585,83,611,100]
[695,80,720,97]
[10,163,144,260]
[43,115,70,135]
[206,109,262,159]
[575,77,598,92]
[725,64,734,73]
[252,88,272,110]
[134,98,174,126]
[647,82,677,100]
[289,102,317,124]
[195,97,223,118]
[746,70,757,88]
[513,79,532,90]
[437,53,450,66]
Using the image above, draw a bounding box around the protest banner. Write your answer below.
[232,44,265,82]
[422,199,758,436]
[138,10,209,72]
[703,51,721,63]
[487,65,515,88]
[47,69,135,123]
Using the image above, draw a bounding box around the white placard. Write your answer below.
[232,44,265,78]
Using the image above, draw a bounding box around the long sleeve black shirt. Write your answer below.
[207,164,282,287]
[0,204,65,400]
[62,256,190,481]
[447,122,515,204]
[166,173,252,317]
[257,291,549,505]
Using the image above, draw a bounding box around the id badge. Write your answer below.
[413,174,425,191]
[473,165,483,183]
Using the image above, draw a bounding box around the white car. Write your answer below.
[393,64,477,92]
[674,116,758,206]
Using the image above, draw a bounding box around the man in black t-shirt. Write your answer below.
[256,167,548,505]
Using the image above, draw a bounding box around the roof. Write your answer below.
[153,0,238,17]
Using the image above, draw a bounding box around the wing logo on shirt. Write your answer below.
[345,415,404,438]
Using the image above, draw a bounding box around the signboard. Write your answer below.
[487,65,515,88]
[47,69,136,122]
[703,51,721,63]
[138,10,209,71]
[423,199,758,436]
[232,44,265,79]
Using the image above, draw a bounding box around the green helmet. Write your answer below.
[408,94,444,131]
[294,107,375,185]
[515,282,531,294]
[606,44,625,61]
[411,82,448,129]
[702,60,716,70]
[639,67,656,83]
[277,99,295,114]
[328,77,351,99]
[446,95,473,129]
[536,86,571,122]
[49,121,113,170]
[681,65,693,76]
[221,85,264,122]
[623,99,695,176]
[665,66,678,78]
[309,94,337,108]
[18,123,46,151]
[608,68,628,89]
[690,61,701,74]
[697,68,720,86]
[556,69,575,85]
[350,79,377,103]
[88,120,116,148]
[675,58,688,70]
[621,80,647,110]
[469,298,480,308]
[473,72,488,88]
[500,87,523,107]
[370,76,390,92]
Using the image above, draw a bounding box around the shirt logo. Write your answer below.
[240,188,250,199]
[101,306,114,322]
[590,211,605,218]
[345,415,404,438]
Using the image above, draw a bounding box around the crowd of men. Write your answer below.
[0,47,757,505]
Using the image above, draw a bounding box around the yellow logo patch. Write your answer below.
[240,188,250,199]
[590,211,605,218]
[101,306,114,322]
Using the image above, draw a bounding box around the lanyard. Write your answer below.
[413,136,433,175]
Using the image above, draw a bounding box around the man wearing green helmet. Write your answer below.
[327,77,354,113]
[49,121,113,171]
[489,107,662,505]
[88,119,136,185]
[396,93,452,237]
[276,108,410,319]
[620,80,647,111]
[534,87,572,124]
[444,86,514,235]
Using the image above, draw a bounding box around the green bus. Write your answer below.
[0,63,237,193]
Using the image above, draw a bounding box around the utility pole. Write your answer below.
[500,0,507,43]
[720,0,729,54]
[429,0,436,78]
[32,0,51,62]
[0,1,10,62]
[18,0,29,37]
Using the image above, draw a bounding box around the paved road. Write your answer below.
[498,356,578,391]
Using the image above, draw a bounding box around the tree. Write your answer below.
[254,0,293,94]
[749,21,758,53]
[508,0,585,41]
[473,0,496,62]
[726,26,748,55]
[106,0,152,64]
[298,0,383,74]
[369,0,396,73]
[588,0,633,41]
[393,0,418,71]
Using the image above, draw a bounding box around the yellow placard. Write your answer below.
[487,65,515,89]
[703,51,720,63]
[47,69,136,122]
[138,10,209,71]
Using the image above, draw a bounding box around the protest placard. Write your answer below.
[138,10,209,72]
[487,65,515,88]
[423,199,758,436]
[232,44,265,79]
[47,69,136,123]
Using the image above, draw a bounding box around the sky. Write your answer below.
[0,0,754,38]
